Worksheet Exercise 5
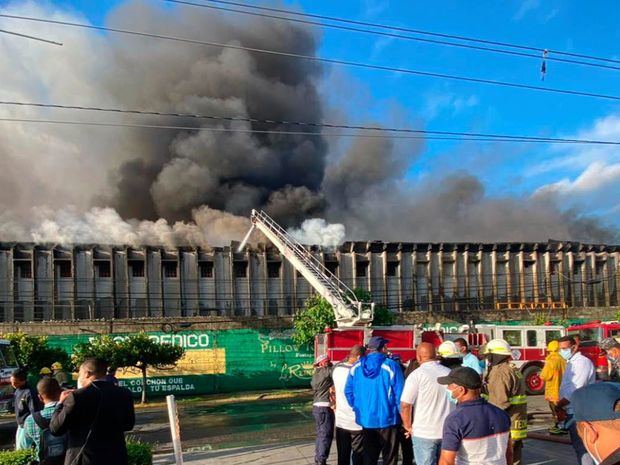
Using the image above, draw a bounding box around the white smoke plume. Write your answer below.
[289,218,345,247]
[0,206,251,248]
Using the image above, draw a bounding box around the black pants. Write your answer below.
[398,426,414,465]
[336,427,364,465]
[362,426,399,465]
[313,406,335,465]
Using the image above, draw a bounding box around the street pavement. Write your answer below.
[151,394,578,465]
[153,438,577,465]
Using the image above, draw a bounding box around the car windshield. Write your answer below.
[0,345,18,368]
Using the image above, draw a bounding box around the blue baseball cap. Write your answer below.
[367,336,388,351]
[572,382,620,422]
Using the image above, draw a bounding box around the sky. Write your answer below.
[1,0,620,237]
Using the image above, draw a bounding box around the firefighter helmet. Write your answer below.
[51,362,63,370]
[483,338,512,356]
[438,340,462,358]
[39,367,52,375]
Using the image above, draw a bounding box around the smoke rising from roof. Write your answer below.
[0,0,617,246]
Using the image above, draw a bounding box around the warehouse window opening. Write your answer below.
[55,261,72,278]
[267,262,281,278]
[95,261,111,278]
[356,262,368,278]
[163,262,178,278]
[129,260,145,278]
[14,261,32,279]
[199,261,214,278]
[387,261,400,277]
[233,261,248,278]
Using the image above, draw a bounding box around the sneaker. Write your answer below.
[548,426,564,435]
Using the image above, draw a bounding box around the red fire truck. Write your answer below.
[567,320,620,380]
[315,323,564,395]
[447,324,566,395]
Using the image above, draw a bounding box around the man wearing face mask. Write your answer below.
[481,339,527,465]
[50,358,135,465]
[600,338,620,382]
[556,336,596,465]
[572,382,620,465]
[437,367,512,465]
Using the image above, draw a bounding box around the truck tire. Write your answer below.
[522,365,544,396]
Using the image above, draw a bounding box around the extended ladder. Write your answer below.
[238,210,374,326]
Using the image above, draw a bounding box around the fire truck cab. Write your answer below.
[315,326,420,364]
[567,321,620,380]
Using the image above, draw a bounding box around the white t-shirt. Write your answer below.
[332,362,362,431]
[400,360,454,439]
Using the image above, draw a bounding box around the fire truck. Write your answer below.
[238,210,565,395]
[443,323,566,395]
[567,320,620,380]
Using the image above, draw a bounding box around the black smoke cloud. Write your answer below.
[99,1,327,225]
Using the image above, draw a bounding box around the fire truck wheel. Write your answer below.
[522,365,544,396]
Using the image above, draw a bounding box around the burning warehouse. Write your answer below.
[0,240,618,322]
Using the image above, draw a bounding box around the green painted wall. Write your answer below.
[46,329,314,397]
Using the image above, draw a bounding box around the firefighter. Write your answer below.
[51,362,70,388]
[482,339,527,465]
[39,367,52,379]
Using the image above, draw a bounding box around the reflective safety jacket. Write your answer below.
[482,362,528,441]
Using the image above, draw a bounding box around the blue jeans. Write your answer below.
[567,414,595,465]
[313,406,334,465]
[412,437,442,465]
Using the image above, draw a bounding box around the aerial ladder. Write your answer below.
[238,210,374,327]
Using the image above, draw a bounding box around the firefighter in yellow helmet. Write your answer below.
[482,339,527,465]
[51,362,69,388]
[39,367,52,379]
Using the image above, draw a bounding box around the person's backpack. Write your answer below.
[32,411,67,465]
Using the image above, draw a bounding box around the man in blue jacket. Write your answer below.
[345,336,405,465]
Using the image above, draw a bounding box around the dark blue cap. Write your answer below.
[367,336,388,351]
[572,382,620,422]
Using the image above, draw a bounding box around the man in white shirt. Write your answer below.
[556,336,596,465]
[401,342,454,465]
[332,345,365,465]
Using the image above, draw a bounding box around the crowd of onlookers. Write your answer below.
[312,334,620,465]
[10,358,134,465]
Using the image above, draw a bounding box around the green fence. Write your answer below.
[47,329,314,397]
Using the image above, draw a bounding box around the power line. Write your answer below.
[163,0,620,72]
[2,100,620,145]
[2,13,620,102]
[0,28,62,46]
[169,0,620,66]
[2,117,619,145]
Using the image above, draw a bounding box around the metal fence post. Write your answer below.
[166,395,184,465]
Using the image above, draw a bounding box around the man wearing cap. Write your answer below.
[556,335,596,465]
[572,382,620,465]
[438,367,512,465]
[332,345,366,465]
[345,336,404,465]
[600,338,620,381]
[400,342,454,465]
[311,354,334,465]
